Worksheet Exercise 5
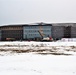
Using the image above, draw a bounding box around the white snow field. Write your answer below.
[0,41,76,75]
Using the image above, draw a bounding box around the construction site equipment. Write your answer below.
[38,30,53,41]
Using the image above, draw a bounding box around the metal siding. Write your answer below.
[0,30,1,40]
[71,26,76,38]
[52,26,64,39]
[64,26,71,38]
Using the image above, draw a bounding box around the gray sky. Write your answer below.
[0,0,76,25]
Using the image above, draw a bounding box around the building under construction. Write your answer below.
[0,23,76,41]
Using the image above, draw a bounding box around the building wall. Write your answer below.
[23,25,52,40]
[0,25,23,41]
[0,23,76,41]
[0,26,23,30]
[1,30,23,41]
[71,26,76,38]
[52,26,64,39]
[0,30,1,41]
[64,26,71,38]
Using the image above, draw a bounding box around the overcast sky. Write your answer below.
[0,0,76,25]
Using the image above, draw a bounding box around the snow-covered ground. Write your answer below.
[0,41,76,75]
[0,41,76,46]
[0,53,76,75]
[0,41,76,55]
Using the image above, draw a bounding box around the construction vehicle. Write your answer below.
[38,30,53,41]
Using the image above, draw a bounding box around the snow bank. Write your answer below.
[0,41,76,55]
[0,41,76,46]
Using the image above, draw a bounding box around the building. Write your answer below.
[0,25,23,41]
[51,25,64,40]
[52,23,76,40]
[23,23,52,40]
[0,23,76,41]
[0,23,52,41]
[0,30,1,41]
[71,23,76,38]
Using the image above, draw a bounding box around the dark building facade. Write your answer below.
[51,26,64,40]
[0,25,23,41]
[71,25,76,38]
[52,23,76,39]
[0,30,1,41]
[64,26,71,38]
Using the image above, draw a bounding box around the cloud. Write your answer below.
[0,0,76,25]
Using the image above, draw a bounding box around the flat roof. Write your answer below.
[0,23,52,27]
[0,23,76,27]
[52,23,76,26]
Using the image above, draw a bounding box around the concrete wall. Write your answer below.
[71,26,76,38]
[52,26,64,39]
[0,30,1,41]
